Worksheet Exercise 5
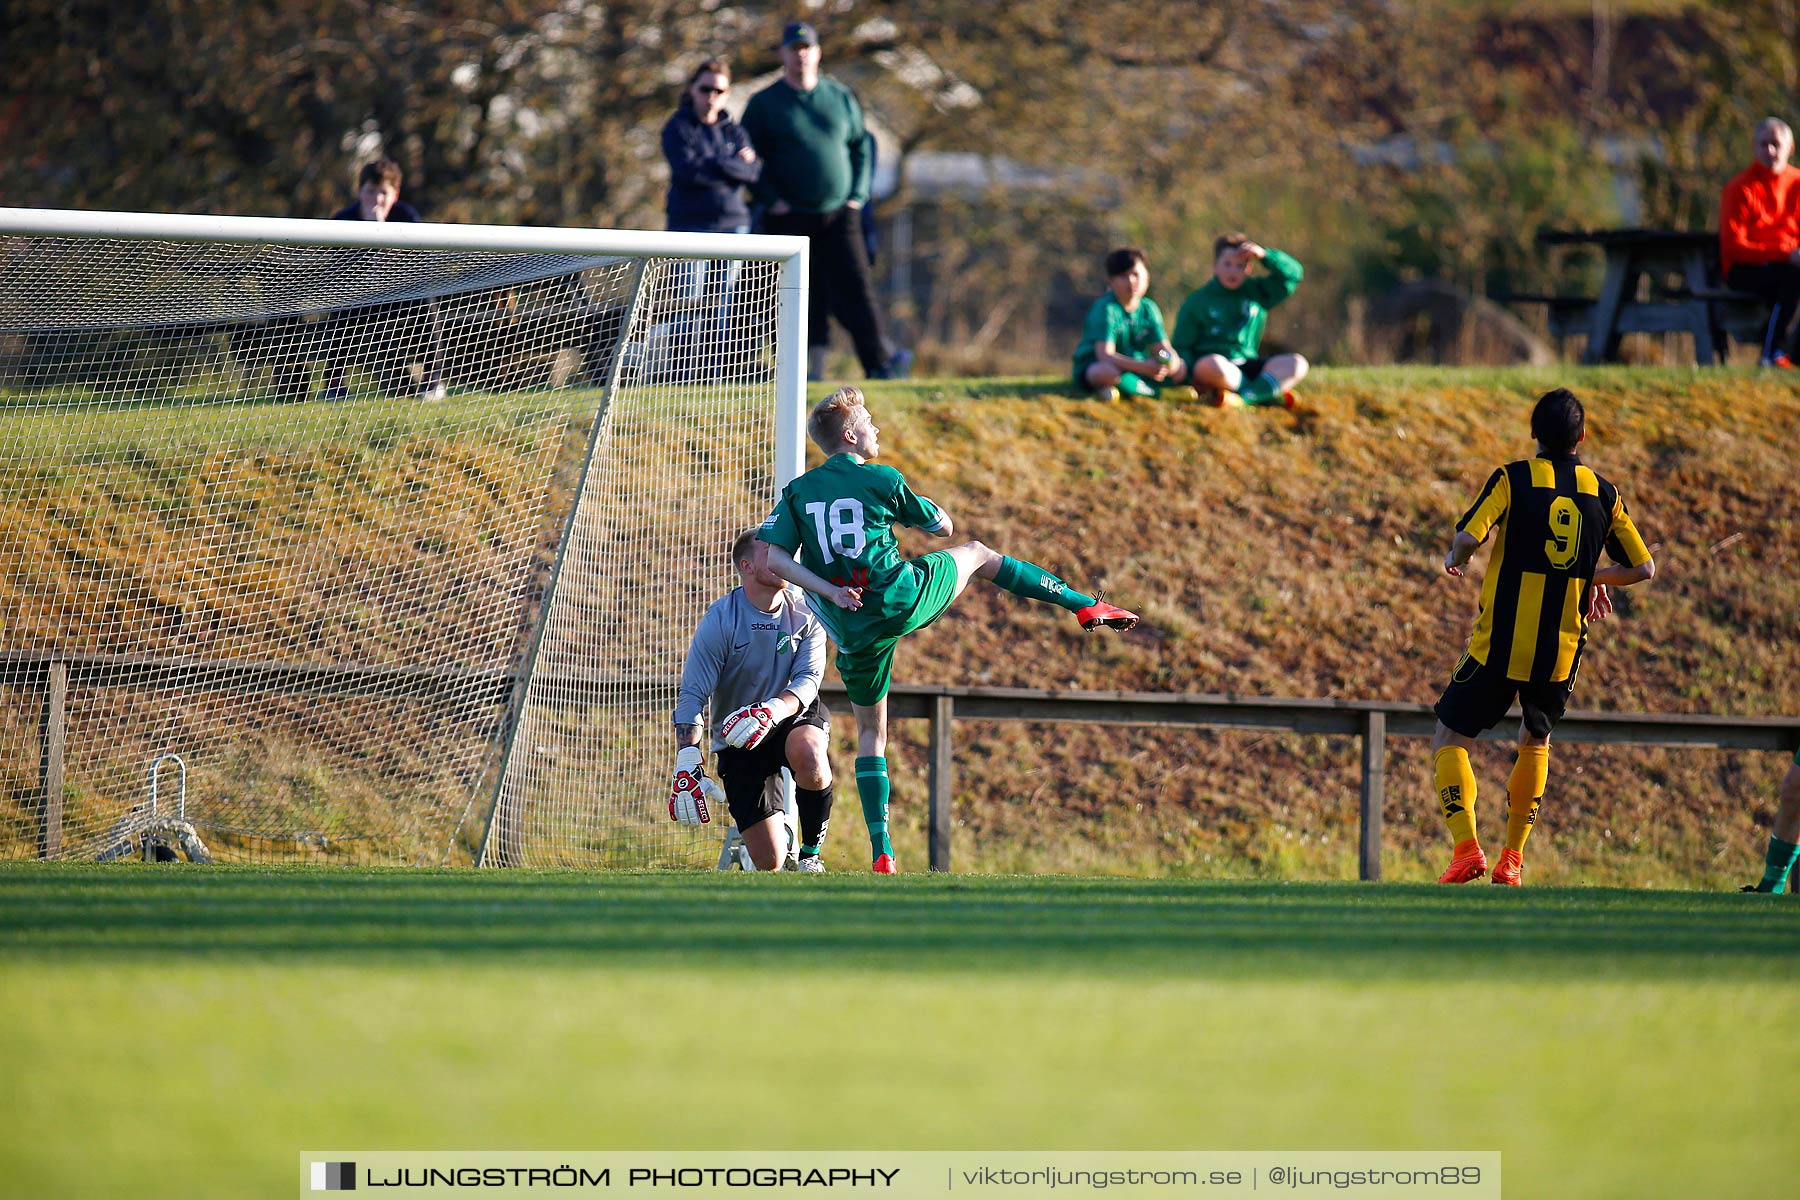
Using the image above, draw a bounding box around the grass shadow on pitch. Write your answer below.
[1,865,1795,981]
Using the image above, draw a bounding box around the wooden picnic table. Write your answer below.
[1532,228,1761,365]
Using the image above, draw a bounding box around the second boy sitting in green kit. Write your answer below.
[1171,232,1308,408]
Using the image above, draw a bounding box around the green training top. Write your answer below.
[1169,247,1304,363]
[758,453,948,646]
[741,76,871,213]
[1071,293,1169,377]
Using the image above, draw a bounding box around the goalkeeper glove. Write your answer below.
[669,746,724,825]
[720,699,781,750]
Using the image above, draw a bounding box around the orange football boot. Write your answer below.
[1438,839,1489,884]
[1076,597,1139,632]
[1490,848,1523,886]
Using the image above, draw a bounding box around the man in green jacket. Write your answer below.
[743,21,911,382]
[1170,233,1308,408]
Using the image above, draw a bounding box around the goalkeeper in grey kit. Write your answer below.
[670,529,836,871]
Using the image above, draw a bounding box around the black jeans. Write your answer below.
[1726,260,1800,359]
[322,299,444,394]
[763,205,892,375]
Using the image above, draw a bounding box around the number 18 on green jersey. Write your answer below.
[758,453,949,633]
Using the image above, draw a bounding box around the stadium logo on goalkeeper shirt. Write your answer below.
[310,1162,356,1191]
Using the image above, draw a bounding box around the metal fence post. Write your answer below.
[928,695,954,871]
[39,658,67,859]
[1360,709,1386,881]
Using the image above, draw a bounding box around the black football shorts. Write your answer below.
[713,699,830,831]
[1434,652,1574,740]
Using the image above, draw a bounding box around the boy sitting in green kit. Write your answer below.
[1072,247,1199,403]
[1171,233,1308,408]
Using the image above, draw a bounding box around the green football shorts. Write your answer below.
[834,550,961,707]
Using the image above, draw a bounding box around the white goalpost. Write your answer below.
[0,207,808,868]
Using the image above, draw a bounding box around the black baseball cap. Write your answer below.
[781,21,819,47]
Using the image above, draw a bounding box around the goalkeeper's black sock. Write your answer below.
[855,755,892,860]
[795,784,833,857]
[994,556,1094,613]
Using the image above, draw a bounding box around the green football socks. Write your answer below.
[1757,836,1800,893]
[1116,372,1158,398]
[994,556,1094,612]
[855,755,892,861]
[1240,374,1283,405]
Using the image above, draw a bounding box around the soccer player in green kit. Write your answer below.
[759,386,1140,872]
[1171,232,1308,408]
[1071,247,1197,403]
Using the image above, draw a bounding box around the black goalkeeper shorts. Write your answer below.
[713,699,829,831]
[1434,652,1575,740]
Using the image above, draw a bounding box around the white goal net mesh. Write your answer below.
[0,219,792,867]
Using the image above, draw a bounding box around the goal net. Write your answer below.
[0,208,807,867]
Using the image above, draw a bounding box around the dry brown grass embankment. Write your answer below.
[834,368,1799,886]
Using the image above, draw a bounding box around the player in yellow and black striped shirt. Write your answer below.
[1431,388,1655,886]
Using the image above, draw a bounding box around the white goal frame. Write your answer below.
[0,206,809,867]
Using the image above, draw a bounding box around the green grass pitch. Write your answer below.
[1,865,1794,1198]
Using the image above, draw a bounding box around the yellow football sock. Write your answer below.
[1434,746,1479,847]
[1505,745,1549,854]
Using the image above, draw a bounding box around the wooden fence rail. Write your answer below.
[822,683,1800,879]
[6,651,1796,875]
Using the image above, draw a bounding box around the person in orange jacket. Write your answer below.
[1720,117,1800,367]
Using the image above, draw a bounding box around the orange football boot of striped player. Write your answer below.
[1490,848,1524,886]
[1438,838,1489,884]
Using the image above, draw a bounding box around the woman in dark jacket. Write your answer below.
[661,59,759,235]
[660,59,760,376]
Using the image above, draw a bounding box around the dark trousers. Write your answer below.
[763,206,891,375]
[665,222,751,379]
[1726,260,1800,359]
[314,299,444,396]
